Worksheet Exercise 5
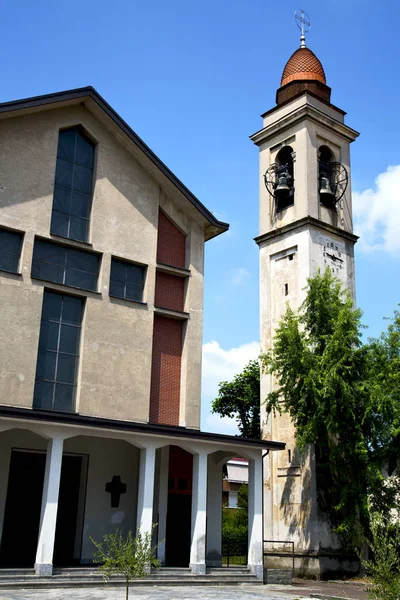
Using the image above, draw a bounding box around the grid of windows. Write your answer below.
[0,229,23,274]
[33,291,83,413]
[32,239,99,292]
[50,127,95,242]
[109,258,145,303]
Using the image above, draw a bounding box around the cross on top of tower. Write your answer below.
[294,9,311,48]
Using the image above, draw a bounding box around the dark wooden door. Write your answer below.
[53,455,83,566]
[0,450,46,566]
[165,494,192,567]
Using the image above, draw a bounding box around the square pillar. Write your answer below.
[137,445,156,538]
[206,455,222,566]
[248,454,263,580]
[190,451,208,574]
[35,437,64,576]
[156,446,169,565]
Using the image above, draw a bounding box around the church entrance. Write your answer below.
[165,446,193,567]
[0,449,86,568]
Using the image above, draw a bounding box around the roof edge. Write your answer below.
[0,406,285,451]
[0,87,229,240]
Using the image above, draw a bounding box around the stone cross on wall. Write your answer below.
[105,475,127,508]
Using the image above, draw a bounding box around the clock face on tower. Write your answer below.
[317,235,348,285]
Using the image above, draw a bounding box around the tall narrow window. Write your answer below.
[51,127,95,242]
[33,291,84,413]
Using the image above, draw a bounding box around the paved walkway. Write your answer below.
[0,581,369,600]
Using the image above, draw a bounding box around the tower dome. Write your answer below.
[281,47,326,86]
[276,45,331,106]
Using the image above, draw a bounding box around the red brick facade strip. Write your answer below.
[157,210,186,269]
[155,272,185,313]
[149,315,183,426]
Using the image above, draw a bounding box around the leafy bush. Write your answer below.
[361,513,400,600]
[91,527,160,600]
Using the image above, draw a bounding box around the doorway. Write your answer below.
[165,446,193,567]
[0,449,86,567]
[0,450,45,566]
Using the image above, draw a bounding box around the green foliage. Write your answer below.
[361,513,400,600]
[91,527,160,600]
[261,269,400,543]
[222,484,248,560]
[212,360,260,438]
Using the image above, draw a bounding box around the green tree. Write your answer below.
[261,269,399,543]
[212,360,260,438]
[365,308,400,514]
[91,527,161,600]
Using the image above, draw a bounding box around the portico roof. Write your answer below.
[0,406,285,452]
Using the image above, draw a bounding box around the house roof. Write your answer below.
[0,86,229,241]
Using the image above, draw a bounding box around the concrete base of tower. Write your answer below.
[266,552,360,580]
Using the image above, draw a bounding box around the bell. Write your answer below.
[319,174,335,203]
[275,172,291,198]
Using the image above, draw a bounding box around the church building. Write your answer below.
[0,87,284,580]
[252,25,360,577]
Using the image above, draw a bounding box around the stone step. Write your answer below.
[0,576,261,590]
[0,565,260,589]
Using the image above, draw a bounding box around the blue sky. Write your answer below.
[2,0,399,434]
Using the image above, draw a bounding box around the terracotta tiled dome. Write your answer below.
[281,47,326,86]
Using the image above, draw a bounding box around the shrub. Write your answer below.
[361,513,400,600]
[91,527,160,600]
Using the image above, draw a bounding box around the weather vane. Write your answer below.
[294,9,311,48]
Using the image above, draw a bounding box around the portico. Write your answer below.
[0,407,284,579]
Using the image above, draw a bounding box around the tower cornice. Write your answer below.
[250,99,359,147]
[254,216,359,247]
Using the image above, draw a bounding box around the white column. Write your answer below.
[136,445,156,538]
[206,456,222,567]
[35,436,64,576]
[248,454,264,580]
[190,451,208,574]
[156,446,169,565]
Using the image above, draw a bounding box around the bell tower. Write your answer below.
[251,14,359,577]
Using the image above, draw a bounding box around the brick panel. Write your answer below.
[157,210,186,269]
[155,272,184,312]
[168,446,193,496]
[150,316,183,426]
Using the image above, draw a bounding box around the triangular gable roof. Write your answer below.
[0,86,229,240]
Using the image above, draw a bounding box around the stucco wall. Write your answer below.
[0,104,205,427]
[63,435,140,562]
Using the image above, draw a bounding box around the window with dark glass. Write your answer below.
[109,258,145,302]
[0,229,23,273]
[50,127,95,242]
[32,239,99,292]
[33,291,83,413]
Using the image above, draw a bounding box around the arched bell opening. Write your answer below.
[274,146,295,212]
[264,146,295,213]
[318,145,336,209]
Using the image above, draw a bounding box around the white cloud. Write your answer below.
[201,340,260,434]
[205,413,241,436]
[353,164,400,253]
[231,267,250,286]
